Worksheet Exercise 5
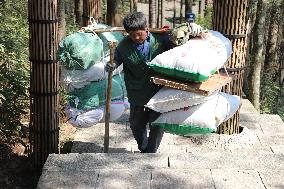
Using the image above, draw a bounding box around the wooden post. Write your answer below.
[213,0,250,134]
[83,0,101,26]
[104,41,117,153]
[28,0,59,169]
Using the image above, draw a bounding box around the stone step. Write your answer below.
[38,152,284,189]
[38,99,284,188]
[71,114,284,155]
[239,99,259,113]
[43,153,284,171]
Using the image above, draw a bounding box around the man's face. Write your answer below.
[128,29,148,44]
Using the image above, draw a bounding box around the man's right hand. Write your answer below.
[105,62,117,72]
[189,23,203,37]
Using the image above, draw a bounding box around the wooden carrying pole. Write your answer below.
[213,0,250,134]
[28,0,60,168]
[81,27,169,34]
[104,41,117,153]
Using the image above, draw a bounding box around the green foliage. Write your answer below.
[64,0,81,35]
[195,4,213,29]
[260,73,284,120]
[0,0,29,135]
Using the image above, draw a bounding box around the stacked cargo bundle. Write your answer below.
[57,25,128,128]
[146,30,241,136]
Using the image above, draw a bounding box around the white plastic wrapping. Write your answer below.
[61,56,123,92]
[146,87,218,113]
[153,92,241,131]
[66,99,130,128]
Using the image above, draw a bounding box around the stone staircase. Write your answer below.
[37,99,284,189]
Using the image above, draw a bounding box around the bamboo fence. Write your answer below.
[28,0,60,169]
[213,0,250,134]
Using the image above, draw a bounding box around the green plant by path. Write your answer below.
[0,0,29,136]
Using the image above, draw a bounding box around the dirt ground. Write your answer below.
[0,122,76,189]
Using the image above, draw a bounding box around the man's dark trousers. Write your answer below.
[129,105,164,153]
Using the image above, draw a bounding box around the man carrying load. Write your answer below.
[106,12,203,153]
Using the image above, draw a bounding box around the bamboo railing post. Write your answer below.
[28,0,59,169]
[83,0,101,26]
[104,41,117,153]
[213,0,250,134]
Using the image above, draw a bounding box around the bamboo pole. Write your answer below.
[28,0,59,169]
[104,41,117,153]
[213,0,250,134]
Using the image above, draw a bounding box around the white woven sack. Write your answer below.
[66,99,129,128]
[153,92,240,132]
[101,100,130,122]
[147,30,232,82]
[146,87,218,113]
[66,105,104,128]
[61,55,123,92]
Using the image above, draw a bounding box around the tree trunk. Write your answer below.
[248,0,268,111]
[149,0,155,28]
[75,0,83,26]
[133,0,138,11]
[279,1,284,87]
[130,0,133,12]
[198,0,202,15]
[160,0,164,27]
[185,0,192,14]
[263,2,280,80]
[180,0,183,23]
[58,0,66,42]
[272,0,284,112]
[83,0,102,26]
[243,0,258,96]
[107,0,121,26]
[156,0,160,27]
[173,0,176,27]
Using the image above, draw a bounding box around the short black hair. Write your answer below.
[123,12,147,32]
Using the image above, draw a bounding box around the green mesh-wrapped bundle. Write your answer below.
[94,24,124,54]
[57,32,103,70]
[67,74,126,110]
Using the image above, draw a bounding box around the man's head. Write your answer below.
[123,12,148,44]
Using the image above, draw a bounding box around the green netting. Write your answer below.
[95,24,124,54]
[67,74,126,110]
[57,32,104,70]
[153,123,216,136]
